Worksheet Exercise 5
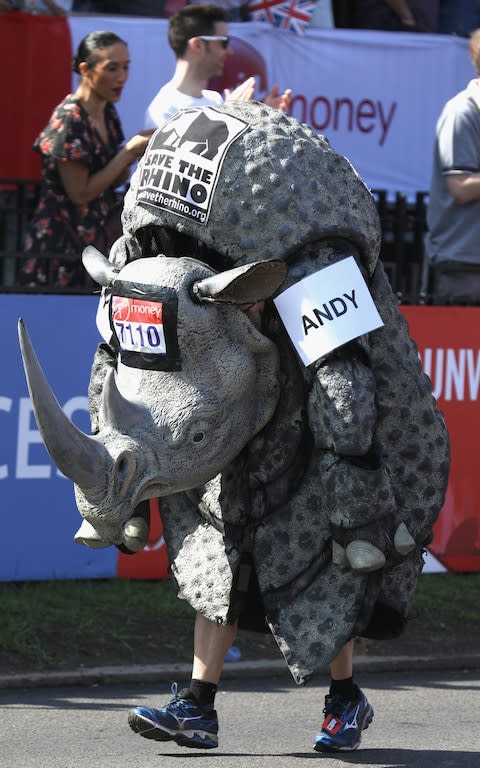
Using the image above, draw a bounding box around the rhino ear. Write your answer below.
[192,259,287,304]
[82,246,120,287]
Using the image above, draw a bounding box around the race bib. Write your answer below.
[107,281,181,371]
[111,296,166,355]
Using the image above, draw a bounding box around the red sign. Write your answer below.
[0,12,72,180]
[402,306,480,572]
[117,499,170,579]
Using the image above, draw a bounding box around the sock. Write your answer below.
[185,679,218,711]
[329,676,358,701]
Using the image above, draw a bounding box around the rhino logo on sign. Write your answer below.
[149,108,242,159]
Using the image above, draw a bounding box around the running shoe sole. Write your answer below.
[128,710,218,749]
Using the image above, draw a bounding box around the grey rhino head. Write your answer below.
[18,249,286,547]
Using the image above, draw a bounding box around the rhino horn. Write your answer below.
[101,367,150,433]
[74,519,110,548]
[18,318,108,487]
[82,245,119,287]
[192,259,287,304]
[394,522,416,555]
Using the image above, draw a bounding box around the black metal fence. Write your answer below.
[0,178,41,291]
[0,178,430,302]
[372,189,429,304]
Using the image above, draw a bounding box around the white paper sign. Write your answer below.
[274,256,383,366]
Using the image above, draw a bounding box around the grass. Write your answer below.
[0,579,194,672]
[413,571,480,624]
[1,574,479,673]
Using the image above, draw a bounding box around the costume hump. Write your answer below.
[19,102,449,685]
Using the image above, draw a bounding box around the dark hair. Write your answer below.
[469,28,480,74]
[72,30,128,74]
[168,4,228,58]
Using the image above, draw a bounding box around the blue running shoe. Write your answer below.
[313,687,374,752]
[128,683,219,749]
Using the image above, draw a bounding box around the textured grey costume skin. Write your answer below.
[120,102,449,682]
[22,103,450,685]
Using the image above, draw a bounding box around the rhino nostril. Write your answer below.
[115,451,137,498]
[118,456,128,477]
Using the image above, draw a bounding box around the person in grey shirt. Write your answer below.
[425,28,480,304]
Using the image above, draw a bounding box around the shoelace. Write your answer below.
[170,681,179,703]
[323,694,351,718]
[324,682,361,714]
[169,681,197,707]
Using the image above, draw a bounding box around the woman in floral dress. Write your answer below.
[20,30,152,288]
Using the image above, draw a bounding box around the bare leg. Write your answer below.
[191,612,238,684]
[128,611,230,746]
[329,639,354,680]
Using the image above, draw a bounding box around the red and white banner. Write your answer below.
[402,307,480,573]
[67,18,473,198]
[2,13,471,196]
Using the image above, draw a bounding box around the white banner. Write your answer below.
[69,18,473,198]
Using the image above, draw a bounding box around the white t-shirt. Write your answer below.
[145,81,223,129]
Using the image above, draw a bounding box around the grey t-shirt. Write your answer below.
[425,79,480,265]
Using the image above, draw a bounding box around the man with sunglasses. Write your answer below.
[144,3,291,129]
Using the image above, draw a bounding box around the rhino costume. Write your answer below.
[19,102,449,685]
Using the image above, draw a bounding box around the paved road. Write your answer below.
[2,668,479,768]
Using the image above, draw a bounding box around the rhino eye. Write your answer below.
[187,418,212,446]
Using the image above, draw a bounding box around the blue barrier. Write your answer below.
[0,294,117,580]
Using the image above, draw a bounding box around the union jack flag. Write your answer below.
[248,0,315,35]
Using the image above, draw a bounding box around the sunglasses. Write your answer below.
[196,35,230,50]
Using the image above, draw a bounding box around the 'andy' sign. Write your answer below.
[274,256,383,366]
